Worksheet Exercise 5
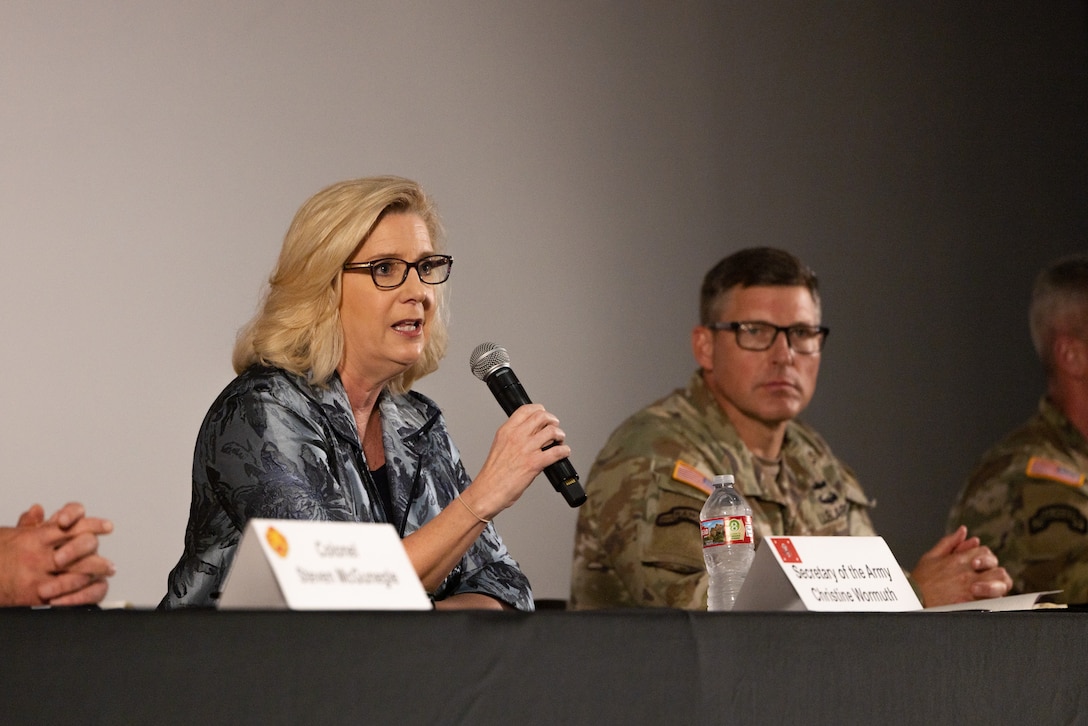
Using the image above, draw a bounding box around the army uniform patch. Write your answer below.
[1026,457,1085,487]
[655,506,702,528]
[672,460,714,496]
[1028,504,1088,535]
[809,481,847,526]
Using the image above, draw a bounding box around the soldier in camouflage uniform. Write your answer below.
[569,371,874,609]
[571,247,1011,609]
[948,253,1088,604]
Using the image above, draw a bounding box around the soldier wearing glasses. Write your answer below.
[570,247,1010,610]
[162,177,569,610]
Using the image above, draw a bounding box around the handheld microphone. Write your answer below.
[469,342,586,508]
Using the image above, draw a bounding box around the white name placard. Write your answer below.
[733,536,921,612]
[218,519,432,611]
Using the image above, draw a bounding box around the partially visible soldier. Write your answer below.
[570,247,1011,610]
[949,252,1088,604]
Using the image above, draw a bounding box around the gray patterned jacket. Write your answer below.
[160,366,533,610]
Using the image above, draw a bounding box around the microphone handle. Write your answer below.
[485,366,531,416]
[542,453,587,508]
[485,367,587,508]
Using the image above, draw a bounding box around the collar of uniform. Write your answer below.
[684,370,744,445]
[684,370,770,499]
[1039,396,1088,456]
[682,369,836,504]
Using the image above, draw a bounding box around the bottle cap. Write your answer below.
[711,474,734,487]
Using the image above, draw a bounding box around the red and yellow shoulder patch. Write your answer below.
[1026,457,1085,487]
[671,460,714,496]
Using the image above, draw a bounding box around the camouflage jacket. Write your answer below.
[569,371,875,610]
[160,366,532,610]
[948,397,1088,604]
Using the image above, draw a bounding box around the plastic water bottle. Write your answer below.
[700,474,754,611]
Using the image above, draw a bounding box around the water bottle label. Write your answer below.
[700,515,753,547]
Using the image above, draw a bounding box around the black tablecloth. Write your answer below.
[1,607,1084,725]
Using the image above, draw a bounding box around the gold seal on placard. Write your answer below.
[265,526,289,558]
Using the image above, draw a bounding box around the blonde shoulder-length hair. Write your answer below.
[233,176,449,393]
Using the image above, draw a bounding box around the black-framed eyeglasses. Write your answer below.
[342,254,453,290]
[707,320,829,354]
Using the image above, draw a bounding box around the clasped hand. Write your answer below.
[0,502,115,607]
[910,525,1012,607]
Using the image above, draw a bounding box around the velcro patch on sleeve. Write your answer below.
[1026,457,1085,487]
[671,460,714,496]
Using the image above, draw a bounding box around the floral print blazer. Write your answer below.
[160,366,533,610]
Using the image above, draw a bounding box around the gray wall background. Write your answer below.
[1,2,1085,607]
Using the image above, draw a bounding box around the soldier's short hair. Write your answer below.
[1030,252,1088,369]
[699,247,820,325]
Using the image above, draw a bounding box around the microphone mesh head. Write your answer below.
[469,342,510,380]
